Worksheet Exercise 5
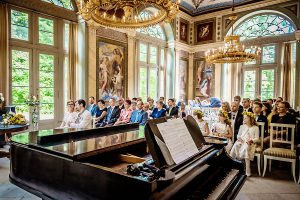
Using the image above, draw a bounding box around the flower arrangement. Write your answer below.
[219,110,229,119]
[25,95,40,107]
[1,112,26,125]
[193,110,204,118]
[242,111,255,119]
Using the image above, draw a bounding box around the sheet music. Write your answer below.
[157,118,199,164]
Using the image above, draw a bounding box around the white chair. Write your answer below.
[254,122,265,176]
[262,123,296,183]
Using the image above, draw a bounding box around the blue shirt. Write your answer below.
[150,108,166,119]
[88,104,98,116]
[130,109,148,126]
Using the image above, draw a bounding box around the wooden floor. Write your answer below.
[0,145,299,200]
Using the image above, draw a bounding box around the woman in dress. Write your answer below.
[193,110,210,136]
[95,100,107,127]
[230,112,259,177]
[178,102,187,119]
[211,110,233,152]
[60,100,77,128]
[114,100,132,125]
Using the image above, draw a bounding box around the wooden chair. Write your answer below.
[254,122,265,176]
[262,123,296,183]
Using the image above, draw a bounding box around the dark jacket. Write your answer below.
[166,106,179,117]
[103,106,121,125]
[256,113,268,137]
[230,110,244,142]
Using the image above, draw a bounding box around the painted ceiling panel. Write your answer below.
[180,0,261,15]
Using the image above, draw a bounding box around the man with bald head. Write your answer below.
[230,101,244,141]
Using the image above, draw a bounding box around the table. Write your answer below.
[0,124,29,158]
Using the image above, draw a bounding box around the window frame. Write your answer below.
[9,8,32,43]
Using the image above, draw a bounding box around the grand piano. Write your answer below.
[9,116,246,200]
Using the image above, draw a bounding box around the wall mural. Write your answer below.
[178,59,188,100]
[195,19,215,44]
[194,59,214,98]
[97,39,127,101]
[179,19,189,43]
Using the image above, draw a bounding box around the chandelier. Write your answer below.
[76,0,180,29]
[192,0,204,9]
[205,1,261,64]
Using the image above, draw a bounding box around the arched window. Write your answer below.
[42,0,74,10]
[233,12,296,100]
[137,11,166,40]
[234,13,295,40]
[136,11,167,101]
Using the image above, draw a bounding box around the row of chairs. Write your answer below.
[254,122,298,183]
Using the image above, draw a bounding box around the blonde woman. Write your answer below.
[221,101,231,113]
[60,100,78,128]
[193,110,210,136]
[211,110,233,152]
[230,112,259,177]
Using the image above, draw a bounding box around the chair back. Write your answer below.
[257,122,265,149]
[269,123,295,150]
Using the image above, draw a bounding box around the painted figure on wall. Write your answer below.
[196,61,213,97]
[98,41,125,101]
[180,21,188,42]
[196,21,214,43]
[179,60,188,100]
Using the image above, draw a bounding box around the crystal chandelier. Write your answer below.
[192,0,204,9]
[205,1,261,64]
[76,0,180,29]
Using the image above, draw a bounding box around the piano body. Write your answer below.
[9,117,246,200]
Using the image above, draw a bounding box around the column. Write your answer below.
[87,25,96,99]
[188,53,194,100]
[294,42,300,109]
[166,47,175,99]
[127,34,136,98]
[174,49,180,100]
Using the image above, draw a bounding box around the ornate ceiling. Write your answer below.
[180,0,262,16]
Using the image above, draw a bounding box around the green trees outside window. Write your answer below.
[11,10,29,40]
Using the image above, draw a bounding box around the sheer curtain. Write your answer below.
[68,23,78,100]
[282,43,291,103]
[0,2,8,100]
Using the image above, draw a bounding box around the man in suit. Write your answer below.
[87,96,98,116]
[252,101,268,136]
[242,98,253,112]
[151,101,166,119]
[159,97,167,109]
[230,101,244,142]
[101,98,120,126]
[130,101,148,126]
[166,98,178,117]
[234,95,243,112]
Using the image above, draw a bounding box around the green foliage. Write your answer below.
[149,69,157,100]
[262,45,275,64]
[11,10,28,40]
[39,18,54,45]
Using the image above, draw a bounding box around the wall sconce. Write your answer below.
[296,30,300,43]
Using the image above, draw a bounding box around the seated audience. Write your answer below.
[95,100,107,127]
[230,102,244,142]
[262,102,272,118]
[60,100,77,128]
[159,96,167,109]
[252,102,268,136]
[131,101,137,111]
[193,110,210,136]
[143,102,152,118]
[178,102,187,119]
[101,98,121,126]
[234,95,243,112]
[118,98,125,110]
[87,96,98,116]
[151,101,166,119]
[266,99,273,107]
[130,101,148,126]
[69,99,92,128]
[242,98,253,112]
[147,98,155,110]
[115,100,132,125]
[166,98,178,117]
[274,97,283,108]
[211,110,233,152]
[230,112,259,177]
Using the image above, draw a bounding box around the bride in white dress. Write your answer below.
[230,112,259,177]
[211,110,233,153]
[59,100,78,128]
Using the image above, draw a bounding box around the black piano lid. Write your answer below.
[10,124,144,160]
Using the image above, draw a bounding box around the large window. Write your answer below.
[9,7,66,127]
[236,12,296,100]
[137,42,165,101]
[42,0,74,10]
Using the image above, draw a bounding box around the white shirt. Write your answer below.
[60,111,78,128]
[70,110,92,129]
